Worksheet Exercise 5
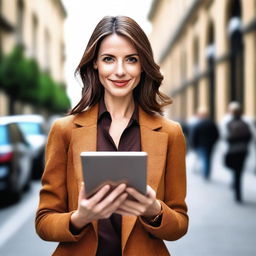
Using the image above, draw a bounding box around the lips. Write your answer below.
[109,79,131,87]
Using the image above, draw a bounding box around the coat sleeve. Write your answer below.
[35,120,91,242]
[139,123,189,241]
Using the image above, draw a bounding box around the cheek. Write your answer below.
[97,64,114,77]
[127,65,142,79]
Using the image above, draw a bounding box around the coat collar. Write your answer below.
[73,103,162,131]
[73,104,99,127]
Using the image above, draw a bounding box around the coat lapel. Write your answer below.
[72,105,98,184]
[71,105,99,236]
[122,108,168,251]
[72,125,97,184]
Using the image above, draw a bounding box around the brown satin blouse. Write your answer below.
[96,98,141,256]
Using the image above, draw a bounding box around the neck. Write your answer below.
[104,94,135,120]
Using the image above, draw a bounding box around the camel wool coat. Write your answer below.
[35,104,188,256]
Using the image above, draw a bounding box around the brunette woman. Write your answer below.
[36,16,188,256]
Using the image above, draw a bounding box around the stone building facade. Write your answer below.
[0,0,66,116]
[149,0,256,121]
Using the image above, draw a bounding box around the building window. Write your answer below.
[193,38,199,113]
[16,0,24,45]
[32,14,38,59]
[227,0,244,108]
[206,22,215,120]
[60,41,65,82]
[180,49,187,119]
[44,29,51,73]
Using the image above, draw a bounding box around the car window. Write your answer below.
[0,125,9,145]
[9,124,27,144]
[18,122,42,135]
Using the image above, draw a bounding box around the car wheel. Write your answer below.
[32,153,44,180]
[23,176,31,192]
[8,164,22,202]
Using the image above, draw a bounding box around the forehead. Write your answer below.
[98,34,138,55]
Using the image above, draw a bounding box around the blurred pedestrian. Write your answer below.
[223,102,252,203]
[190,107,219,180]
[35,16,188,256]
[177,119,189,148]
[186,113,200,151]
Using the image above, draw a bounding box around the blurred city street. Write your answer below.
[1,0,256,255]
[0,142,255,256]
[0,182,57,256]
[166,142,256,256]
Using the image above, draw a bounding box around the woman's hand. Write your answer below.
[115,185,161,219]
[71,183,127,232]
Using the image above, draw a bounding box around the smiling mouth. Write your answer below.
[109,79,131,87]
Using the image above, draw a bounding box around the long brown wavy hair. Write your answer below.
[69,16,172,116]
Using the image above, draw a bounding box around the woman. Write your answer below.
[36,16,188,256]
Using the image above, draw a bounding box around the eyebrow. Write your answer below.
[100,53,139,57]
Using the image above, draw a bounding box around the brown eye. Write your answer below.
[103,56,114,63]
[126,57,138,63]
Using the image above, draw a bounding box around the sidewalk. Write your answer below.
[165,145,256,256]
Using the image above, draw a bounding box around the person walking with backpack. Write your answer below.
[223,102,252,203]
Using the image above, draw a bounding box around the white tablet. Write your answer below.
[80,151,147,198]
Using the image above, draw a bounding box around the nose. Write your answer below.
[115,60,125,77]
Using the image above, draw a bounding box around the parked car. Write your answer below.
[6,115,47,179]
[0,118,33,200]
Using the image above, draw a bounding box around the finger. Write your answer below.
[113,192,128,207]
[115,208,140,216]
[122,199,143,210]
[120,200,147,215]
[115,209,130,215]
[100,193,128,218]
[118,203,142,215]
[78,182,86,202]
[82,184,126,218]
[88,185,111,206]
[126,187,149,202]
[98,184,127,209]
[146,185,156,199]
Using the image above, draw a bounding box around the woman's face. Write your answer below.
[94,33,142,100]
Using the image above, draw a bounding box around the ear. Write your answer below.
[93,60,98,70]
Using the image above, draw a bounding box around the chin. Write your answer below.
[106,89,133,99]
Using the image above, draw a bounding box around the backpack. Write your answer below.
[227,118,251,143]
[224,118,252,168]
